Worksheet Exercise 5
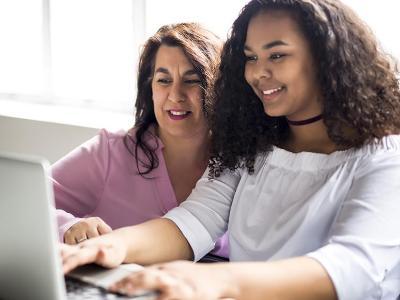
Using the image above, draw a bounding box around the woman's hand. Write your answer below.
[108,257,337,300]
[60,233,127,274]
[64,217,112,244]
[109,261,235,300]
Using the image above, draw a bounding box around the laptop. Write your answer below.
[0,152,157,300]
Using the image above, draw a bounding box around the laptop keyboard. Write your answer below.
[66,277,155,299]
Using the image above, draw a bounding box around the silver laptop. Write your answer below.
[0,153,157,300]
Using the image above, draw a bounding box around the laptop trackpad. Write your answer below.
[67,263,144,289]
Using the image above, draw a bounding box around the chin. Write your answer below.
[166,128,193,138]
[263,107,285,118]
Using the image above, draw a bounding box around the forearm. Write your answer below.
[114,218,193,265]
[218,257,337,300]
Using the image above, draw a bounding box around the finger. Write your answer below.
[60,243,76,259]
[65,221,88,245]
[110,269,192,299]
[86,226,100,239]
[74,233,88,244]
[110,271,159,296]
[110,276,154,298]
[95,244,124,268]
[62,244,100,274]
[64,230,78,245]
[97,220,112,235]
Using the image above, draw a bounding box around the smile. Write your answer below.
[261,86,285,102]
[262,86,284,95]
[167,110,192,120]
[169,110,190,116]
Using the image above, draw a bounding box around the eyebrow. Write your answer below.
[154,67,198,76]
[244,40,289,51]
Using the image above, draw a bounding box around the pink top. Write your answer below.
[52,128,228,258]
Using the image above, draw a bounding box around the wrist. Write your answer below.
[112,227,131,262]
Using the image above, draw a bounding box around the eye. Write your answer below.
[157,78,171,84]
[184,79,201,85]
[244,55,257,63]
[269,53,286,61]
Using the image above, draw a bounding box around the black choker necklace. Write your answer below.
[287,114,323,126]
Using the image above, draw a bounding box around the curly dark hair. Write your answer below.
[123,23,222,176]
[209,0,400,177]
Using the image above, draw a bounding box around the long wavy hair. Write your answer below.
[124,23,222,176]
[209,0,400,177]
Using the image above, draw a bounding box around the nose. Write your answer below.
[254,61,272,81]
[168,82,186,103]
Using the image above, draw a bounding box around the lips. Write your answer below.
[167,110,192,120]
[261,86,285,102]
[263,86,284,95]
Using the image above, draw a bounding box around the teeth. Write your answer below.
[169,110,188,116]
[263,87,283,95]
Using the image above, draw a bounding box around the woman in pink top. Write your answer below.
[53,23,228,258]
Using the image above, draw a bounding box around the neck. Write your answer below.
[158,127,210,167]
[286,114,323,126]
[284,120,338,154]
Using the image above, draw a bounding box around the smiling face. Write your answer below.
[244,10,322,121]
[151,45,208,140]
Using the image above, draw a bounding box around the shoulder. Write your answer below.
[50,129,128,177]
[73,128,129,158]
[353,134,400,164]
[97,128,128,143]
[361,134,400,154]
[125,125,164,151]
[353,134,400,174]
[58,128,130,163]
[96,127,161,151]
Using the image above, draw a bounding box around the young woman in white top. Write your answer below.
[61,0,400,299]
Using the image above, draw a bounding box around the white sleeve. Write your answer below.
[308,152,400,300]
[164,168,241,261]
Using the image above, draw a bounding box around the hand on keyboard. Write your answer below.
[108,261,230,299]
[60,234,127,274]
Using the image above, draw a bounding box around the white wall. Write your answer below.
[0,115,99,163]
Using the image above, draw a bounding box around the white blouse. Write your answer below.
[165,135,400,300]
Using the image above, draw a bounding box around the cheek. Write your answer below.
[244,65,252,86]
[190,88,204,110]
[151,88,165,110]
[292,67,316,96]
[152,99,161,114]
[152,98,165,123]
[244,66,259,96]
